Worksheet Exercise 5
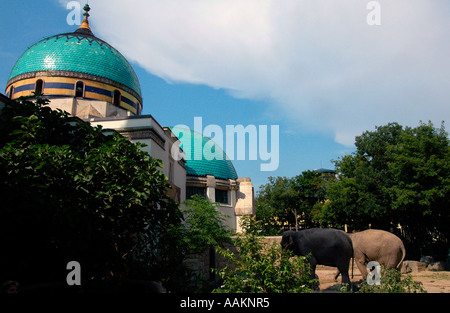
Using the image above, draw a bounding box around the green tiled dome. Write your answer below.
[7,30,141,99]
[171,127,238,180]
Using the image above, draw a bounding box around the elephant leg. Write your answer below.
[309,258,318,280]
[340,271,350,285]
[341,272,351,285]
[308,257,320,290]
[355,258,368,279]
[334,269,340,282]
[337,262,351,285]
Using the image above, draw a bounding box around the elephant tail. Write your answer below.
[396,243,406,270]
[352,257,355,279]
[351,255,354,279]
[350,237,354,279]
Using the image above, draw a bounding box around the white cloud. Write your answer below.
[77,0,450,146]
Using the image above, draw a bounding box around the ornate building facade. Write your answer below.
[4,5,254,232]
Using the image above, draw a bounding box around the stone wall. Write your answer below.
[184,236,283,290]
[184,249,211,281]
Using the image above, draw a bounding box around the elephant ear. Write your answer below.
[289,234,294,246]
[281,232,296,249]
[285,232,295,248]
[281,232,294,249]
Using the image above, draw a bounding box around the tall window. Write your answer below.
[8,86,14,99]
[113,90,121,106]
[75,81,85,97]
[35,79,44,95]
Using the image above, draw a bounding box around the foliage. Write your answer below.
[159,195,234,292]
[255,171,329,235]
[357,266,426,293]
[255,176,293,235]
[316,122,449,256]
[0,96,182,289]
[213,217,317,293]
[182,195,233,252]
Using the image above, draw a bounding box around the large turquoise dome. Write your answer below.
[171,127,238,181]
[7,26,142,100]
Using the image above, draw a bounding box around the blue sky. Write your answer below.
[1,0,449,189]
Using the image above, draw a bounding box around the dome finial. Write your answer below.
[83,3,91,18]
[76,3,93,35]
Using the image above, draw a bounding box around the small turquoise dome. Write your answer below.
[7,28,141,100]
[171,127,238,180]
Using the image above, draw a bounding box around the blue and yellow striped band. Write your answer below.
[6,76,141,115]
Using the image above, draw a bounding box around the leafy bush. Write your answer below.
[357,266,426,293]
[182,195,233,252]
[0,96,182,289]
[162,195,234,292]
[213,217,316,293]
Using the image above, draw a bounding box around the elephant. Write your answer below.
[335,229,406,280]
[281,228,354,285]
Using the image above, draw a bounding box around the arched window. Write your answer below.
[137,102,142,115]
[75,81,85,97]
[8,86,14,99]
[113,90,121,107]
[35,79,44,95]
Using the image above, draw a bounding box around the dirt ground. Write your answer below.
[316,264,450,293]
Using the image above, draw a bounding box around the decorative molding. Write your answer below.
[7,70,142,104]
[116,126,166,150]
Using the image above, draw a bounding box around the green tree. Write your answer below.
[255,171,326,234]
[182,195,232,252]
[0,96,182,290]
[255,176,294,235]
[291,170,328,229]
[387,122,450,252]
[170,195,233,292]
[318,122,449,257]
